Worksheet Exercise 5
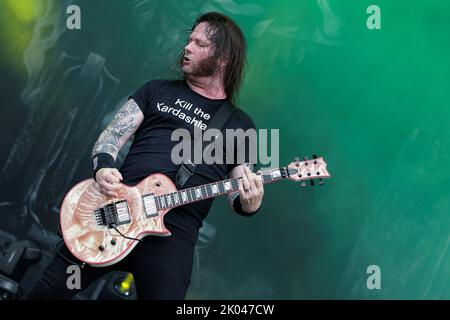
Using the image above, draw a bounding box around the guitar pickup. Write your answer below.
[142,194,158,218]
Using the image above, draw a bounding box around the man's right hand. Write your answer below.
[95,168,123,197]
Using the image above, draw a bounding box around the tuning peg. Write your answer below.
[319,178,324,185]
[300,181,307,188]
[310,180,315,186]
[312,154,318,164]
[303,156,309,166]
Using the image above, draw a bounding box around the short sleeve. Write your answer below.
[129,80,168,115]
[129,81,152,114]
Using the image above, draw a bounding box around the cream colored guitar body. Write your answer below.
[60,174,174,267]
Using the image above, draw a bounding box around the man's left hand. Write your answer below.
[238,166,264,213]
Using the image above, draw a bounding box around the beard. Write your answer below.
[183,55,218,77]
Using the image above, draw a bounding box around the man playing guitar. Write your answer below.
[25,12,264,300]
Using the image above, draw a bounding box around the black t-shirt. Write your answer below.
[120,79,255,246]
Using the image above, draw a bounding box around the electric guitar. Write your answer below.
[60,155,331,267]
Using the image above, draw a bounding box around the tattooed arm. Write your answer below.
[91,98,144,197]
[91,98,144,160]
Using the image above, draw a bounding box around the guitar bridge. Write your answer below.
[94,200,131,228]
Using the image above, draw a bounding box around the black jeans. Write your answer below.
[23,235,194,300]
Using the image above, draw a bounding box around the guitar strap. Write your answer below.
[175,100,235,189]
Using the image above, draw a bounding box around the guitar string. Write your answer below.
[153,170,281,210]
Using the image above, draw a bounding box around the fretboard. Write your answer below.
[148,168,284,211]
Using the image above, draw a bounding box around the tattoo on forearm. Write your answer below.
[91,99,141,158]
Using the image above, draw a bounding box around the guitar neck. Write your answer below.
[150,168,285,211]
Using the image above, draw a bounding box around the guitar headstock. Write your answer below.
[286,155,331,187]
